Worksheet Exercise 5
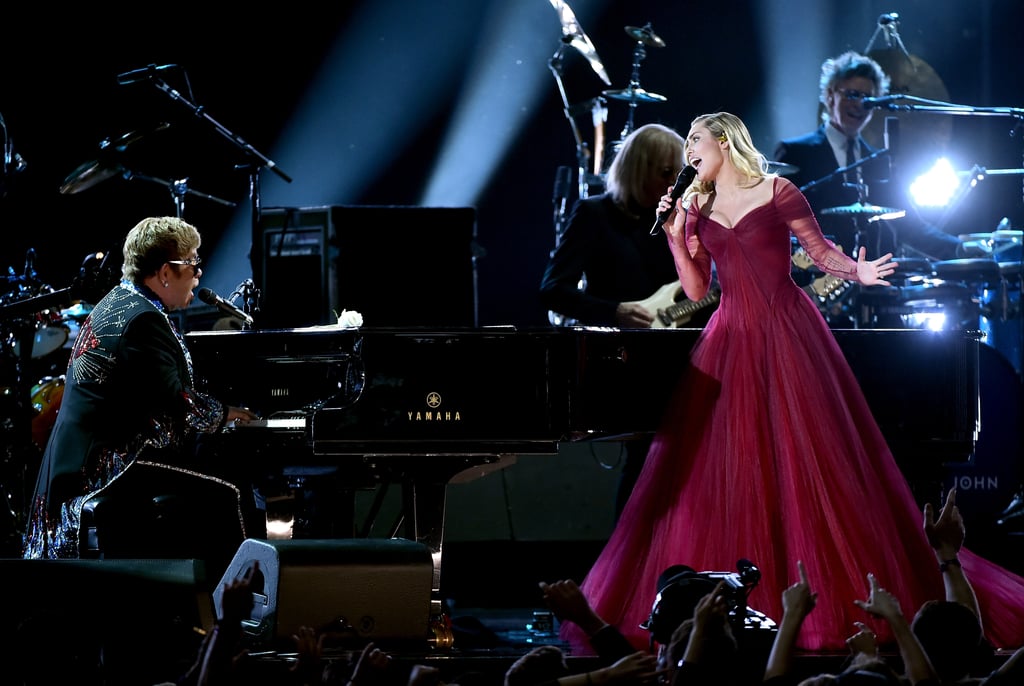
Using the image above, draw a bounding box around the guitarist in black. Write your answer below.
[540,123,710,329]
[540,123,717,517]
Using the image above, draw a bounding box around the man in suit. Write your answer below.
[775,51,962,263]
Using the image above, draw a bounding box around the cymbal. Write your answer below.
[100,121,171,154]
[765,160,798,176]
[59,122,170,195]
[59,159,124,195]
[862,50,951,159]
[624,24,665,48]
[550,0,611,85]
[958,232,995,242]
[957,230,1022,254]
[602,87,667,103]
[820,201,902,217]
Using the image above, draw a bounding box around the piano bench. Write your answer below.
[79,461,247,577]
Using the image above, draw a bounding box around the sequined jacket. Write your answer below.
[22,282,227,559]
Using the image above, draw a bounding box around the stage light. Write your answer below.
[909,157,959,207]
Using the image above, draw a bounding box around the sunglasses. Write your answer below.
[167,257,202,270]
[837,88,874,101]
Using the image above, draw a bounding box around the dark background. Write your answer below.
[1,0,1022,328]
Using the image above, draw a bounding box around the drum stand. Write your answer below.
[0,307,46,553]
[546,2,613,327]
[601,24,668,173]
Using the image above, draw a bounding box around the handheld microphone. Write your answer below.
[198,287,253,326]
[116,64,178,86]
[650,165,698,235]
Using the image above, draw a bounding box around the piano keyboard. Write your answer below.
[231,416,307,430]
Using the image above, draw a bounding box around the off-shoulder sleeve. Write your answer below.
[775,177,858,279]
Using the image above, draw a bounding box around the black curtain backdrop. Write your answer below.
[1,1,1021,328]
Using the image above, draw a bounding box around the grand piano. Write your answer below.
[186,326,980,595]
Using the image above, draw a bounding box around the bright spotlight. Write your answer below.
[909,158,960,207]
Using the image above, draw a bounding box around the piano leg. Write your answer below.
[386,456,512,596]
[400,476,448,594]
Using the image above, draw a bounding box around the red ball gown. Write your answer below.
[562,177,1024,653]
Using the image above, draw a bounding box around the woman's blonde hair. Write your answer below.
[686,112,771,199]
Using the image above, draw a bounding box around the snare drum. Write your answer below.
[11,310,69,359]
[30,375,65,449]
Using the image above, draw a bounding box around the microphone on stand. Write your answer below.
[116,64,178,86]
[198,287,253,326]
[651,165,698,236]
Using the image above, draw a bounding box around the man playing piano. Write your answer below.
[23,216,257,559]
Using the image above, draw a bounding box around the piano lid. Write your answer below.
[186,326,980,463]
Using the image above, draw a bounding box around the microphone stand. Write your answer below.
[120,169,237,218]
[801,147,894,257]
[799,147,891,194]
[865,95,1024,120]
[549,40,593,199]
[145,76,293,324]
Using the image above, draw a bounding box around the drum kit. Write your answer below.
[57,121,236,217]
[1,117,236,464]
[548,1,677,193]
[0,248,113,526]
[797,194,1023,368]
[855,221,1021,371]
[0,256,92,453]
[548,1,802,200]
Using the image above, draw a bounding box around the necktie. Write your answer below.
[845,137,857,168]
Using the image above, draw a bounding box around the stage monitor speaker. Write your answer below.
[256,207,339,329]
[256,205,478,329]
[213,537,434,649]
